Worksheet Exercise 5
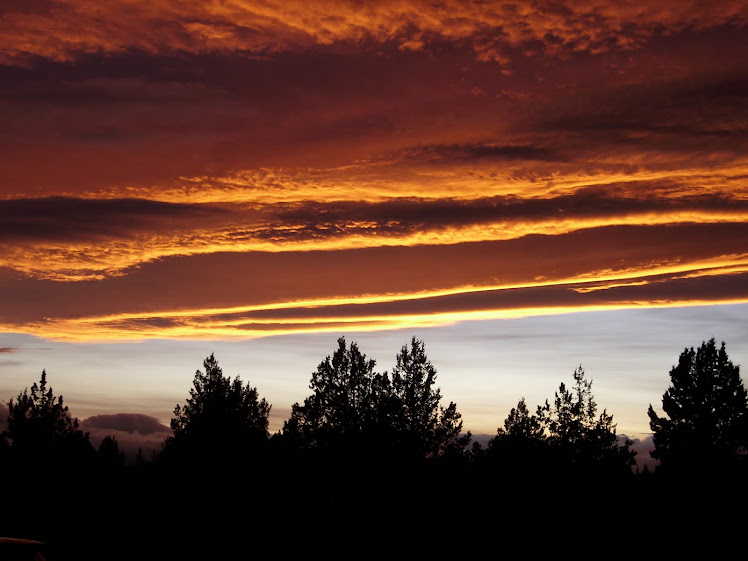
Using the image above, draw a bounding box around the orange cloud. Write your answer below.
[2,220,747,340]
[9,274,748,342]
[3,192,746,280]
[2,1,746,66]
[1,1,745,343]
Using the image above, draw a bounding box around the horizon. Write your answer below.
[3,304,747,471]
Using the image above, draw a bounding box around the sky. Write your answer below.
[1,1,747,465]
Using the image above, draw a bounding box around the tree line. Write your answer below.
[1,336,747,560]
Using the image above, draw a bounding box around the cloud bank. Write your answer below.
[0,0,745,340]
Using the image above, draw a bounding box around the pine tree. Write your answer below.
[164,354,271,466]
[537,366,634,471]
[283,337,470,457]
[3,369,94,475]
[492,398,544,441]
[390,337,469,457]
[648,338,748,472]
[283,337,385,448]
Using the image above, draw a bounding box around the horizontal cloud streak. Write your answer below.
[2,1,746,66]
[0,197,225,241]
[2,175,747,280]
[2,220,747,340]
[0,2,745,342]
[9,268,748,341]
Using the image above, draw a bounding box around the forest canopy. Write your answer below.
[1,336,746,559]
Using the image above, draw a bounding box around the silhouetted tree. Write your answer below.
[475,369,633,524]
[283,337,387,448]
[479,397,550,511]
[97,434,125,471]
[280,337,472,529]
[537,366,634,472]
[648,338,748,473]
[493,397,544,441]
[163,353,270,467]
[389,337,470,457]
[2,369,94,474]
[283,337,470,457]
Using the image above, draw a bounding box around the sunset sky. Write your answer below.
[1,1,747,463]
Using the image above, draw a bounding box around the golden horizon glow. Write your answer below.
[6,256,747,341]
[8,298,747,343]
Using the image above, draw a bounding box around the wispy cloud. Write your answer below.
[0,1,745,340]
[2,1,746,66]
